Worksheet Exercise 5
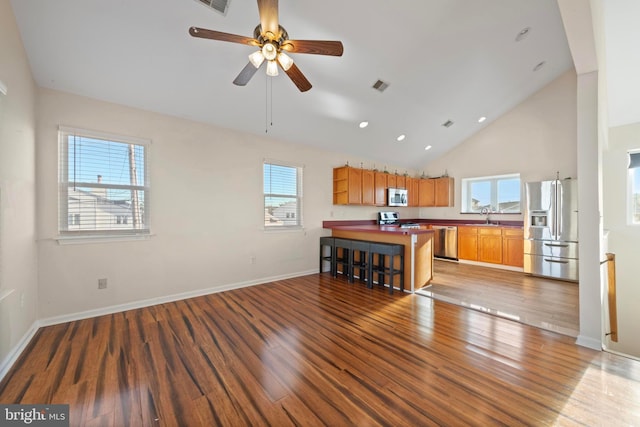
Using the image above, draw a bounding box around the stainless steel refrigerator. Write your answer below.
[524,178,579,282]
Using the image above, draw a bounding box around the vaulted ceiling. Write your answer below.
[11,0,575,170]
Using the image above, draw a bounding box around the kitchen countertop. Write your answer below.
[323,219,524,231]
[326,224,434,236]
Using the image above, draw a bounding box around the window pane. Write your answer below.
[264,162,302,228]
[470,181,491,212]
[632,167,640,224]
[497,178,521,212]
[59,128,149,235]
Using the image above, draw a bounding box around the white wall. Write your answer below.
[35,88,417,320]
[420,70,578,221]
[0,0,38,372]
[603,123,640,357]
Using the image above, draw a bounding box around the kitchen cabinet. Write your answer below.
[374,171,387,206]
[333,166,362,205]
[407,177,419,207]
[418,179,435,207]
[434,177,455,207]
[478,227,503,264]
[361,169,375,205]
[502,228,524,267]
[387,174,397,189]
[458,226,478,261]
[396,175,406,189]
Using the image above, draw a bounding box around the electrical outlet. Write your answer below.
[98,278,107,289]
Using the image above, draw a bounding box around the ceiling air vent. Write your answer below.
[442,120,454,128]
[372,79,389,93]
[194,0,230,15]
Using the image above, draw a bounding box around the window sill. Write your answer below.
[264,226,304,233]
[56,233,153,245]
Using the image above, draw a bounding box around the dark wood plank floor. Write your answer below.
[1,273,639,426]
[419,260,580,337]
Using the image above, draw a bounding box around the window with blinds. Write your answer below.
[628,151,640,224]
[58,126,150,236]
[263,161,303,228]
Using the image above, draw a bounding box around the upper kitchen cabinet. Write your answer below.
[418,179,435,206]
[361,169,375,205]
[374,171,387,206]
[434,177,454,207]
[407,177,419,207]
[333,166,362,205]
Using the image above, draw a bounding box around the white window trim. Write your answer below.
[58,126,151,240]
[627,150,640,225]
[263,159,304,232]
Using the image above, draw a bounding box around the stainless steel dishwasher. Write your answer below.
[432,225,458,260]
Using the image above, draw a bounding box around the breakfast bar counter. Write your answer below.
[323,221,434,292]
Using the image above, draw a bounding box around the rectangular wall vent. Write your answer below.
[372,79,389,92]
[442,120,454,128]
[195,0,230,16]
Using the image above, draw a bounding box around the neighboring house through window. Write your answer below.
[58,126,150,237]
[263,160,303,228]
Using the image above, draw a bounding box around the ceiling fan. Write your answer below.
[189,0,343,92]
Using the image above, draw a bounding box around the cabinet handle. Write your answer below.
[544,258,569,264]
[544,243,569,248]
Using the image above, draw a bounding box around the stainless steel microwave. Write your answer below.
[388,188,408,207]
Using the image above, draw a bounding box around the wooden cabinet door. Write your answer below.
[434,177,454,207]
[387,174,397,188]
[478,227,502,264]
[457,226,478,261]
[348,167,362,204]
[502,228,524,267]
[396,175,406,189]
[374,172,387,206]
[361,169,375,205]
[418,179,435,207]
[406,177,419,207]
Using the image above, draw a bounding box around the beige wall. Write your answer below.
[35,88,417,320]
[603,123,640,358]
[0,0,38,373]
[420,70,578,222]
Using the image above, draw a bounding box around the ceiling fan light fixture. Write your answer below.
[248,50,265,68]
[262,42,277,61]
[277,52,294,71]
[266,60,279,76]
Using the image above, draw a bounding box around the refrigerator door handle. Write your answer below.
[544,258,569,264]
[544,243,570,248]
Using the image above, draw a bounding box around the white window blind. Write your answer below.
[263,161,303,228]
[58,126,150,236]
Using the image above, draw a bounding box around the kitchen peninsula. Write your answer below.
[323,221,434,293]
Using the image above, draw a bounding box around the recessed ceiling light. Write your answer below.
[359,121,369,128]
[478,116,487,123]
[425,145,432,151]
[396,134,406,142]
[533,61,546,72]
[515,27,531,42]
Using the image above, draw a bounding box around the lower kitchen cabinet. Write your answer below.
[458,225,523,267]
[478,227,502,264]
[502,228,524,267]
[457,226,478,261]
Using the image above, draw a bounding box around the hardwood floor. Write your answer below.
[419,260,580,337]
[1,273,639,426]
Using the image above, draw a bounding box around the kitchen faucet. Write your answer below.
[480,206,491,224]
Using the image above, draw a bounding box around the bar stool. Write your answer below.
[349,239,370,284]
[333,238,352,280]
[368,242,404,294]
[319,236,335,275]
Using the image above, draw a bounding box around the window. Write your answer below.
[628,151,640,224]
[461,173,521,213]
[263,160,303,228]
[58,126,150,237]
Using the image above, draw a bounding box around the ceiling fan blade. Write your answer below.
[257,0,280,39]
[281,40,344,56]
[233,62,260,86]
[282,62,312,92]
[189,27,259,46]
